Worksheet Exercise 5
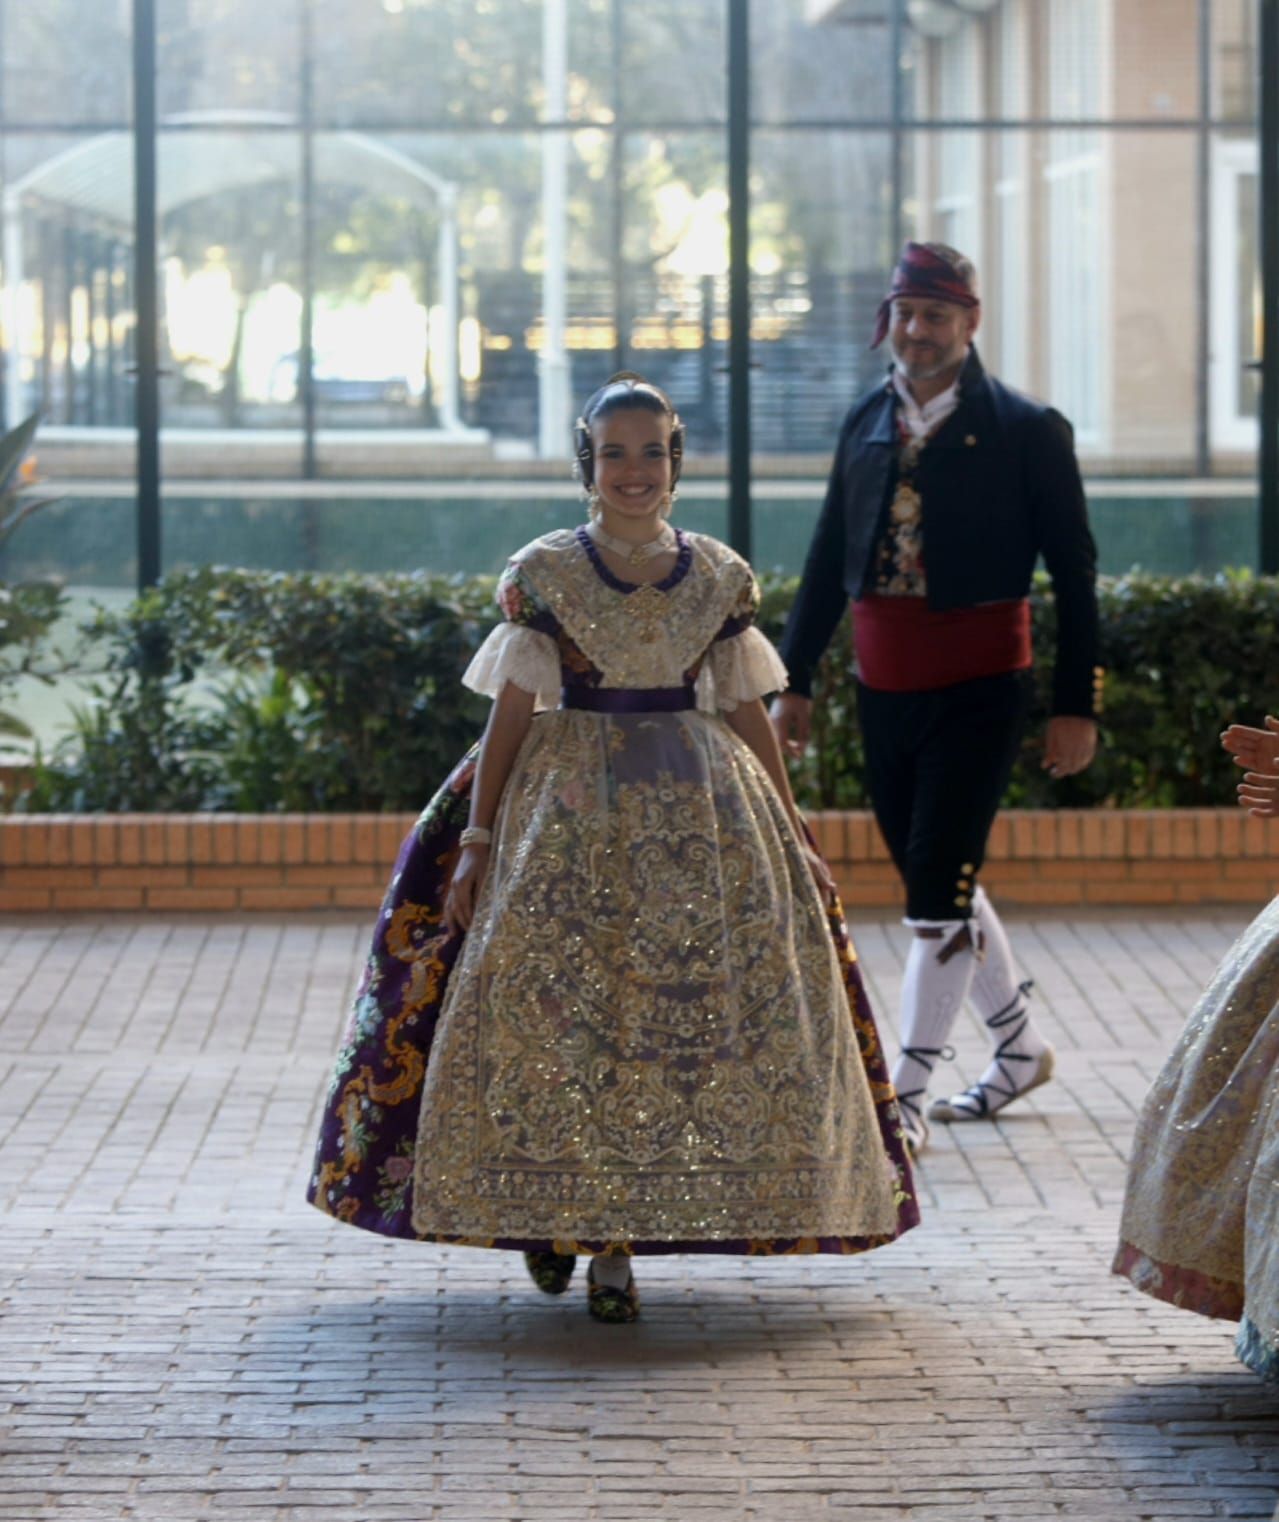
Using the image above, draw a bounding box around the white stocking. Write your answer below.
[890,918,978,1125]
[928,888,1054,1120]
[970,887,1049,1069]
[591,1253,633,1290]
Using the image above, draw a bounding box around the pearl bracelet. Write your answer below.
[459,826,493,848]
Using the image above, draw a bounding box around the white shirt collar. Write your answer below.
[891,366,962,441]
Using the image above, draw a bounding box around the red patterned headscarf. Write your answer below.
[870,242,980,349]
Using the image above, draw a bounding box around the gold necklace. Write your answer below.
[587,520,676,566]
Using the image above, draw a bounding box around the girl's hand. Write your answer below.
[1222,717,1279,777]
[802,842,838,903]
[1238,772,1279,818]
[444,844,491,935]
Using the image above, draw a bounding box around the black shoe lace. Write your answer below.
[895,1042,955,1122]
[951,981,1036,1116]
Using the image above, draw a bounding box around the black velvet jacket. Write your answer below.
[777,348,1102,718]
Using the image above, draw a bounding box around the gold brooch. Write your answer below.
[627,583,668,642]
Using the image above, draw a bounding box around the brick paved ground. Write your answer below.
[0,909,1275,1522]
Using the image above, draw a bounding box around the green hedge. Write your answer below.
[13,564,1278,813]
[20,568,493,813]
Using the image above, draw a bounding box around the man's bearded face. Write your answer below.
[888,297,978,383]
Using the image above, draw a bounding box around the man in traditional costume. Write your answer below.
[771,242,1103,1153]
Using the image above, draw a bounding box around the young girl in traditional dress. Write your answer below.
[308,374,917,1322]
[1113,718,1279,1383]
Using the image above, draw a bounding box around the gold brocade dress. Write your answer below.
[407,528,910,1251]
[1114,897,1279,1382]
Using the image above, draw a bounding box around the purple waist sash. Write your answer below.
[560,684,697,714]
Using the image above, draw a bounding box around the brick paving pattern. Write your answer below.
[0,909,1275,1521]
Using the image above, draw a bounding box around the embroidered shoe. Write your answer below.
[928,1043,1056,1123]
[523,1250,577,1295]
[586,1259,640,1324]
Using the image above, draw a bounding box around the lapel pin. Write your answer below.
[965,434,978,446]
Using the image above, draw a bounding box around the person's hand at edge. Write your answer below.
[1221,717,1279,777]
[1238,772,1279,818]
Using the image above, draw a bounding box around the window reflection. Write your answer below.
[0,0,1265,584]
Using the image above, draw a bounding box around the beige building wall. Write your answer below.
[915,0,1212,470]
[1108,0,1199,466]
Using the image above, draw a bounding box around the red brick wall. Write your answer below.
[3,809,1278,913]
[0,813,417,912]
[806,808,1279,908]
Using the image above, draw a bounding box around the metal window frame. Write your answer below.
[1260,0,1278,570]
[133,0,160,588]
[58,0,1279,580]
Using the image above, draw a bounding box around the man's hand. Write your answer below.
[1042,715,1097,778]
[769,693,812,760]
[1221,717,1279,776]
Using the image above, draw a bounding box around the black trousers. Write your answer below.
[857,670,1032,922]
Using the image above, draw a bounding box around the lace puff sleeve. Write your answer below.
[697,568,789,713]
[461,560,562,707]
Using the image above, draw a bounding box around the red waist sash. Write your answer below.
[851,595,1032,693]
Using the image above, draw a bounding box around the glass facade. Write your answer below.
[0,0,1267,590]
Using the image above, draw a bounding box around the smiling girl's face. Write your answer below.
[591,408,674,526]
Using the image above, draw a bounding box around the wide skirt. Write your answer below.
[307,709,918,1256]
[1113,896,1279,1382]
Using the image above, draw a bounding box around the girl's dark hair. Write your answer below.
[573,371,685,489]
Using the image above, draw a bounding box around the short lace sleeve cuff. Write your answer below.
[701,626,789,712]
[462,623,562,706]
